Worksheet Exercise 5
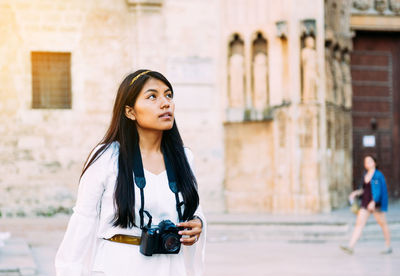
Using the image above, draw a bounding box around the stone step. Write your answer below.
[207,220,400,242]
[0,238,37,276]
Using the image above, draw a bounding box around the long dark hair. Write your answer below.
[80,69,199,228]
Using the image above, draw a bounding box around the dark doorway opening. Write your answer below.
[351,31,400,198]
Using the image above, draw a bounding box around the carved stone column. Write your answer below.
[341,51,353,109]
[332,46,344,106]
[325,43,335,103]
[125,0,165,69]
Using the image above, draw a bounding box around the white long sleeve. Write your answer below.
[55,144,109,276]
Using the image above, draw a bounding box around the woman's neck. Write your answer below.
[367,168,376,175]
[137,127,163,155]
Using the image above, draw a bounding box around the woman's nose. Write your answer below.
[160,96,170,108]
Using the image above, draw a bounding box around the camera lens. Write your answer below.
[162,233,180,252]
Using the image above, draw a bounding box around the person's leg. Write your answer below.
[348,208,370,248]
[373,211,392,252]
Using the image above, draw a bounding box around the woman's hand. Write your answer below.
[177,218,202,246]
[349,189,363,200]
[367,200,376,212]
[349,192,356,202]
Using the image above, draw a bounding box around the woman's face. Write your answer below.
[364,156,376,171]
[126,77,175,131]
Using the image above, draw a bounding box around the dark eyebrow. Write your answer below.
[144,89,158,94]
[144,88,171,94]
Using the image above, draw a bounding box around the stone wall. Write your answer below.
[224,121,274,212]
[1,0,132,216]
[0,0,225,216]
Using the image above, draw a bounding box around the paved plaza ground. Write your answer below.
[4,233,400,276]
[204,240,400,276]
[1,203,399,276]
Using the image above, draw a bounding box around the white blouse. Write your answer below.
[55,141,206,276]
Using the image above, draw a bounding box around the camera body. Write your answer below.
[140,219,183,256]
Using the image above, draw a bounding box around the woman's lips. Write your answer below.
[159,112,173,119]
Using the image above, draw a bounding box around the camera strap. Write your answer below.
[163,151,184,223]
[132,142,152,229]
[132,142,184,229]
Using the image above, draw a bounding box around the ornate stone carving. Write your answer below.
[353,0,372,10]
[325,45,334,103]
[301,36,318,102]
[301,19,316,36]
[332,47,344,106]
[389,0,400,13]
[341,51,352,109]
[276,21,288,39]
[375,0,388,13]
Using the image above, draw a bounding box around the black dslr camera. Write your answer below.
[140,220,184,256]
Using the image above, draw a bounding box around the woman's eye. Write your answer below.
[166,93,173,99]
[148,95,156,99]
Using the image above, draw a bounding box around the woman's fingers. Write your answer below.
[177,219,202,245]
[177,219,202,235]
[178,219,201,229]
[180,235,197,244]
[178,227,201,237]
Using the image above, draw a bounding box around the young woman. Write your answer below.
[340,155,391,254]
[55,70,206,276]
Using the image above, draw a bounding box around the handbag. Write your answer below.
[350,200,360,214]
[349,195,360,214]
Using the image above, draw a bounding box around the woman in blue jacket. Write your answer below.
[340,155,392,254]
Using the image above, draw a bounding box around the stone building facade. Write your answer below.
[0,0,397,217]
[222,0,355,213]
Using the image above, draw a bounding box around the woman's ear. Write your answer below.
[125,105,136,121]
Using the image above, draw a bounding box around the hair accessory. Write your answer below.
[130,70,151,86]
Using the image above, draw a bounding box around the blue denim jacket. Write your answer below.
[359,169,389,212]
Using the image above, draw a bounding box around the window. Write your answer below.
[31,52,71,109]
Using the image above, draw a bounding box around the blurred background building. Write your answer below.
[0,0,399,216]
